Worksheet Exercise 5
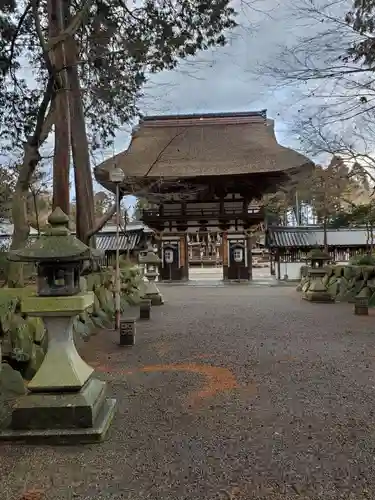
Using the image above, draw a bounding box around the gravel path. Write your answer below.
[2,285,375,499]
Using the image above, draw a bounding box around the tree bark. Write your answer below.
[49,0,71,214]
[65,20,95,245]
[323,216,328,253]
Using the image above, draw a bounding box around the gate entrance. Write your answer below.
[95,110,313,281]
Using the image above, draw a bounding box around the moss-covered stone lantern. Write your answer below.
[303,248,333,303]
[306,249,331,269]
[138,245,164,305]
[0,208,116,444]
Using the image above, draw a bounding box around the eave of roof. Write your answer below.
[267,226,373,248]
[94,110,314,194]
[142,110,267,122]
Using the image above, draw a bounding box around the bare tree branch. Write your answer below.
[85,194,124,239]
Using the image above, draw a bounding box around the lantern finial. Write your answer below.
[48,207,70,227]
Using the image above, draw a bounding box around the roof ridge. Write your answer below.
[142,110,267,121]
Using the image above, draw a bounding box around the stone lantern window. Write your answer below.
[306,249,331,269]
[37,262,81,297]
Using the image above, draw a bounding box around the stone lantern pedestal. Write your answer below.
[0,209,116,444]
[303,268,334,302]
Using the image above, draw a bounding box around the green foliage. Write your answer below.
[346,1,375,67]
[0,251,9,281]
[349,254,375,266]
[263,157,355,226]
[1,0,237,154]
[329,210,353,229]
[329,203,375,248]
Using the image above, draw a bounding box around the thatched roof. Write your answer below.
[95,111,313,194]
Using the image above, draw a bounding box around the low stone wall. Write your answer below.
[297,265,375,303]
[0,264,144,380]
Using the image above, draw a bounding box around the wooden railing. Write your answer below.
[142,207,264,219]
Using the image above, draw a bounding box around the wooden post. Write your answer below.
[177,233,189,280]
[222,231,228,281]
[246,233,253,281]
[276,249,281,280]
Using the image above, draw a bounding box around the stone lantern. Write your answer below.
[138,245,164,305]
[306,249,331,271]
[0,208,116,443]
[303,249,333,303]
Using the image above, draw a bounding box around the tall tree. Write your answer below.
[1,0,238,282]
[305,158,353,250]
[257,0,375,169]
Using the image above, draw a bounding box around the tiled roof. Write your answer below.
[0,228,149,252]
[103,222,153,233]
[267,226,372,248]
[96,231,144,251]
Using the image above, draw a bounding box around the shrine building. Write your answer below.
[94,110,313,282]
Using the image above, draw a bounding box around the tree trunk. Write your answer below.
[7,89,55,287]
[65,23,95,245]
[7,147,40,287]
[370,221,374,254]
[49,0,70,214]
[323,216,328,252]
[366,221,371,254]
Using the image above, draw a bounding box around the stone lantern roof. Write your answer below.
[306,249,331,261]
[139,247,161,265]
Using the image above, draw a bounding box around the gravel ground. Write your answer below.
[2,285,375,500]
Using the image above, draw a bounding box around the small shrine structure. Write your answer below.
[266,226,373,280]
[95,111,313,281]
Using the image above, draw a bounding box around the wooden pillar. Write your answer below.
[270,251,275,276]
[179,233,189,280]
[159,235,181,281]
[222,231,228,281]
[246,233,253,281]
[276,249,281,280]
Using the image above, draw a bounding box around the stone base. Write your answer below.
[303,291,334,303]
[303,279,334,303]
[223,279,251,284]
[0,378,116,444]
[145,292,164,306]
[143,281,164,306]
[139,299,151,320]
[354,305,369,316]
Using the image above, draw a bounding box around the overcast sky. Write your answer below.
[2,0,352,210]
[97,0,308,168]
[94,0,351,209]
